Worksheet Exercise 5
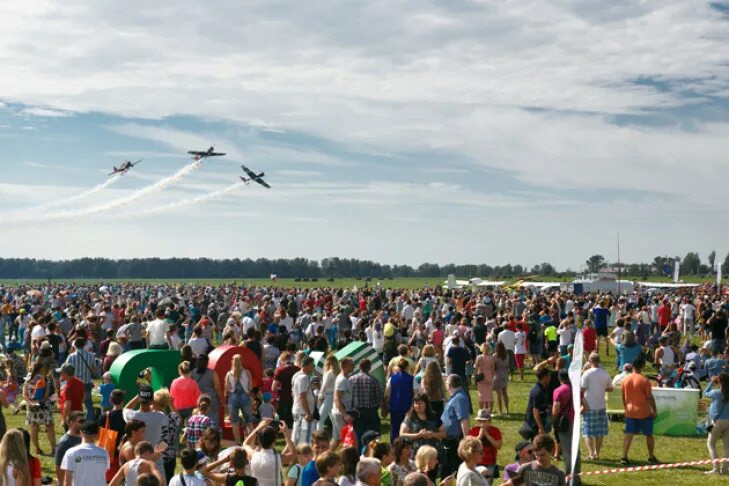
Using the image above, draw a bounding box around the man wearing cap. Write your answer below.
[124,385,169,481]
[580,352,612,460]
[55,410,84,486]
[503,440,534,481]
[58,364,85,428]
[63,337,100,421]
[441,374,470,477]
[468,409,502,478]
[292,356,317,445]
[60,420,110,486]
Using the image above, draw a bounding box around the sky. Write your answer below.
[1,0,729,270]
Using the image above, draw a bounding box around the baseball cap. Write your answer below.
[81,420,100,435]
[514,440,532,460]
[139,385,153,403]
[384,323,396,337]
[360,430,381,445]
[56,364,75,376]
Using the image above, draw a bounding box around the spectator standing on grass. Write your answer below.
[580,352,612,460]
[349,359,384,449]
[146,308,173,350]
[124,385,169,481]
[503,440,535,481]
[385,358,414,442]
[292,357,317,446]
[274,352,300,428]
[704,372,729,475]
[0,429,30,486]
[55,410,84,486]
[441,374,470,478]
[23,360,56,457]
[170,360,201,422]
[60,420,110,486]
[621,357,659,465]
[502,434,565,486]
[551,369,580,481]
[63,336,99,421]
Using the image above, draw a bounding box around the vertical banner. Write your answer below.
[568,331,584,485]
[718,264,722,286]
[673,261,680,283]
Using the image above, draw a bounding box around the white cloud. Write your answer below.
[1,1,729,265]
[19,107,71,117]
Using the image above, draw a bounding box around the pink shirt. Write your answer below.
[553,383,574,422]
[170,376,201,410]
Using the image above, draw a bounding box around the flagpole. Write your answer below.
[617,232,621,295]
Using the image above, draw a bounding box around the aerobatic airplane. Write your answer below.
[187,146,226,160]
[108,160,142,176]
[240,165,271,188]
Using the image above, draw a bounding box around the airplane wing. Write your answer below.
[187,150,206,156]
[254,177,271,189]
[108,171,118,176]
[131,159,143,167]
[208,152,226,156]
[637,282,701,289]
[240,165,257,178]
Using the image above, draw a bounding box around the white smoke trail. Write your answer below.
[0,175,121,216]
[6,161,202,223]
[134,181,244,217]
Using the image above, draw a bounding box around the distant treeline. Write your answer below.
[0,253,725,279]
[0,257,553,279]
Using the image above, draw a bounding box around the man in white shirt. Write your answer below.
[580,353,613,460]
[680,298,696,337]
[61,420,110,486]
[146,309,172,349]
[187,326,209,358]
[291,357,317,445]
[401,301,415,322]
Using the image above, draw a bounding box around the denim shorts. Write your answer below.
[625,417,653,436]
[228,391,253,424]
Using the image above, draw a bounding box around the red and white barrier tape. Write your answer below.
[567,457,729,479]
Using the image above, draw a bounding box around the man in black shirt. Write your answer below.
[523,368,553,441]
[709,309,728,354]
[472,316,487,345]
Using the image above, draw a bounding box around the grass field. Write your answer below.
[1,275,725,289]
[8,342,725,486]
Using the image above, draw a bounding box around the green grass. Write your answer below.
[1,275,726,289]
[15,342,723,486]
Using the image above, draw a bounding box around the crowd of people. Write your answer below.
[0,281,727,485]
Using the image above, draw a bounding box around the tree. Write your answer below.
[708,250,717,270]
[680,252,701,276]
[722,252,729,276]
[585,255,605,273]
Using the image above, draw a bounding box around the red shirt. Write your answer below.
[582,327,597,353]
[432,329,444,348]
[658,304,671,327]
[468,426,502,465]
[60,376,85,413]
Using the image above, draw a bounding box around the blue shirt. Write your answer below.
[704,383,729,421]
[441,388,469,439]
[706,357,727,378]
[593,307,609,330]
[616,344,643,369]
[389,372,414,413]
[301,460,319,486]
[99,383,116,408]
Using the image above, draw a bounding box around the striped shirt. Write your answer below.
[64,350,98,384]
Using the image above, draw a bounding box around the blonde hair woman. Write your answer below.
[475,342,495,411]
[421,360,446,419]
[318,355,340,430]
[225,355,253,443]
[0,429,30,486]
[415,445,439,485]
[456,437,488,486]
[154,388,181,482]
[414,345,437,376]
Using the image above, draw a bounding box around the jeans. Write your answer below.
[558,423,581,483]
[707,418,729,473]
[84,382,95,421]
[318,393,333,431]
[228,391,252,424]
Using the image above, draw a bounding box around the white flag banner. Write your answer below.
[568,330,584,485]
[673,261,680,283]
[718,264,722,286]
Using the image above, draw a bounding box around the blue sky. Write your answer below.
[1,1,729,269]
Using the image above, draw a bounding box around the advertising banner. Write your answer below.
[652,387,700,436]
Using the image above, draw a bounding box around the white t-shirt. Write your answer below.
[188,336,208,357]
[60,442,110,486]
[292,371,315,416]
[333,374,353,413]
[31,325,47,342]
[580,366,612,410]
[514,331,527,355]
[168,472,208,486]
[681,304,695,320]
[498,330,516,351]
[557,326,573,346]
[251,449,283,486]
[146,319,169,346]
[280,316,294,332]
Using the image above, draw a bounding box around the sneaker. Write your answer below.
[620,457,629,465]
[704,470,720,475]
[647,457,660,464]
